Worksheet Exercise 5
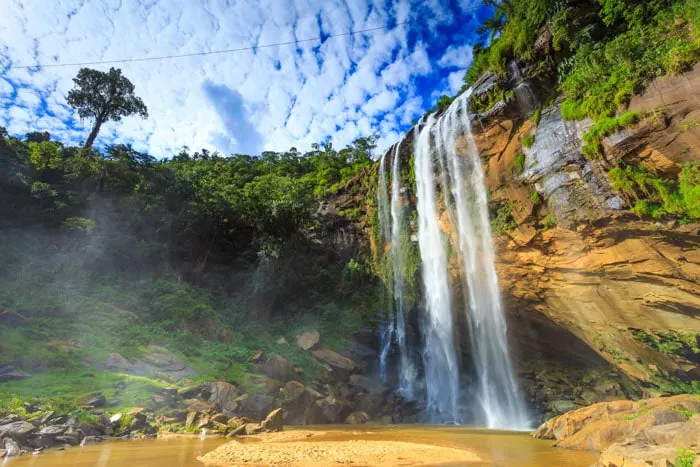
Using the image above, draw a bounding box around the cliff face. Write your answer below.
[474,65,700,396]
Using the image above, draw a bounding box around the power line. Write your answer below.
[8,21,410,70]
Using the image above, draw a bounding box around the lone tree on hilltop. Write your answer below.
[67,67,148,149]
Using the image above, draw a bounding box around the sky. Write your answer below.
[0,0,490,158]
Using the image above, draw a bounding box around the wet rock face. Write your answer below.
[519,102,622,227]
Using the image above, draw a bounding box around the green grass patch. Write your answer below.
[512,153,526,175]
[676,448,697,467]
[609,162,700,220]
[0,369,170,416]
[522,134,535,148]
[581,111,642,159]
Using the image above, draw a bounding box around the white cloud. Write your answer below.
[438,44,473,69]
[0,0,464,157]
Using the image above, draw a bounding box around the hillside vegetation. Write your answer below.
[0,129,379,413]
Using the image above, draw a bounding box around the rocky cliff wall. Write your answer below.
[473,65,700,398]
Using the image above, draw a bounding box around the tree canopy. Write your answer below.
[67,67,148,149]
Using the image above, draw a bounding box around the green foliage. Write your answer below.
[676,448,697,467]
[630,329,700,357]
[530,191,541,205]
[28,141,62,171]
[62,216,96,233]
[608,162,699,219]
[512,153,526,175]
[680,162,700,218]
[561,100,588,121]
[433,94,455,114]
[468,0,700,128]
[491,204,518,233]
[582,111,642,159]
[542,214,557,230]
[522,134,536,148]
[67,68,148,148]
[469,83,514,114]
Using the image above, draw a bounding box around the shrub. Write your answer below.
[522,134,535,148]
[512,153,526,175]
[676,448,697,467]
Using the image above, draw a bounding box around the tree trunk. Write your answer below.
[84,118,104,149]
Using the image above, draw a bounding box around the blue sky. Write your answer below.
[0,0,490,157]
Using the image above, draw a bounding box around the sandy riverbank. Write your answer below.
[197,430,480,466]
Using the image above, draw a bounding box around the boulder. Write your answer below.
[128,408,147,430]
[38,425,68,436]
[0,365,30,383]
[675,414,700,448]
[248,375,283,395]
[185,412,198,429]
[296,331,320,351]
[548,400,580,415]
[236,394,275,421]
[254,354,296,383]
[260,408,284,432]
[78,423,102,437]
[227,424,247,437]
[355,393,383,415]
[186,399,215,413]
[597,442,679,467]
[205,381,243,413]
[277,337,288,345]
[86,393,106,408]
[244,423,262,435]
[0,421,35,442]
[311,349,360,381]
[55,435,80,446]
[3,438,21,457]
[210,413,228,424]
[109,413,123,425]
[349,374,386,394]
[315,395,350,423]
[345,411,370,425]
[0,414,19,425]
[281,381,306,405]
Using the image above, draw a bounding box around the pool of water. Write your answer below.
[1,425,598,466]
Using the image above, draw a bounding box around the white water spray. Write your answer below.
[383,92,530,429]
[389,141,417,399]
[436,93,530,429]
[414,114,461,423]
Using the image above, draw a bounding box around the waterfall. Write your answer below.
[378,91,530,429]
[377,143,417,396]
[437,93,530,429]
[377,151,393,383]
[389,141,417,399]
[414,114,461,423]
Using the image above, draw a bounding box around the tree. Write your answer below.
[66,67,148,149]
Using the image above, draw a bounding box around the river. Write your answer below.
[2,426,598,466]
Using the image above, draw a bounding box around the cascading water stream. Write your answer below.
[389,141,418,399]
[414,114,461,423]
[436,93,530,429]
[379,90,530,429]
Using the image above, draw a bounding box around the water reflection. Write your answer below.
[1,426,597,467]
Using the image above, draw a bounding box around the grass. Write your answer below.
[619,406,649,420]
[512,153,526,175]
[522,134,535,148]
[0,370,170,417]
[530,191,541,205]
[0,226,380,413]
[677,448,697,467]
[630,329,700,357]
[608,162,700,220]
[541,214,557,231]
[581,111,642,159]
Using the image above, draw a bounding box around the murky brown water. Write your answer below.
[2,426,598,466]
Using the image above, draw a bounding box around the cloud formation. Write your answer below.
[0,0,481,157]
